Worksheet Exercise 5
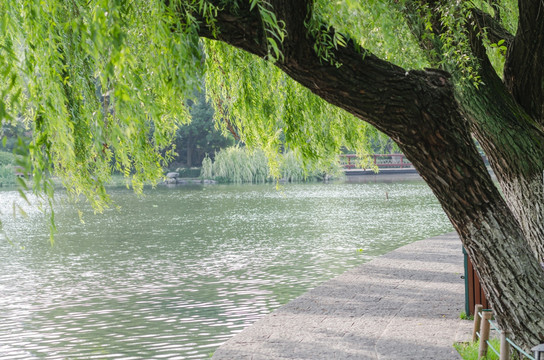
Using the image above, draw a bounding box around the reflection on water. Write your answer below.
[0,181,452,359]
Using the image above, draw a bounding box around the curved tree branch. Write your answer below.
[195,0,454,143]
[471,7,514,48]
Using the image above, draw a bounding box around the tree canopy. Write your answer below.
[0,0,374,206]
[173,90,233,168]
[1,0,544,351]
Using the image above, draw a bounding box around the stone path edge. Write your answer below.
[212,232,473,360]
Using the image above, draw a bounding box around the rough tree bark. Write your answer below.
[187,0,544,349]
[465,5,544,263]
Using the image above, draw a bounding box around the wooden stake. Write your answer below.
[478,310,493,358]
[500,331,511,360]
[472,304,484,342]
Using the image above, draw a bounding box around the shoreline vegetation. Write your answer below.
[1,147,425,191]
[199,146,344,184]
[0,147,345,190]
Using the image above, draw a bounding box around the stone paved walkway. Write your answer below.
[212,232,473,359]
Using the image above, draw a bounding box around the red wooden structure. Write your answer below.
[340,153,489,170]
[464,247,490,315]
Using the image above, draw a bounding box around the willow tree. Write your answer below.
[1,0,543,350]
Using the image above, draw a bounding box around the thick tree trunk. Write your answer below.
[188,0,544,349]
[458,90,544,264]
[393,93,544,349]
[459,27,544,263]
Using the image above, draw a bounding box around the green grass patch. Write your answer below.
[455,339,501,360]
[460,311,474,320]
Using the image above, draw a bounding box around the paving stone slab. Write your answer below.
[213,233,473,360]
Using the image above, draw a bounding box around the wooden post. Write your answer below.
[478,310,493,358]
[500,330,510,360]
[472,304,484,342]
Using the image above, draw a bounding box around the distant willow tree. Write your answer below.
[0,0,543,350]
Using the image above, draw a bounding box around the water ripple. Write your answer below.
[0,182,452,358]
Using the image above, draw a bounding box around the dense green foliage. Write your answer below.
[1,120,29,152]
[2,0,499,203]
[0,151,15,166]
[0,0,204,209]
[0,0,383,208]
[0,165,15,186]
[173,91,234,168]
[0,0,522,181]
[204,38,374,177]
[0,0,522,241]
[201,146,343,183]
[0,151,17,187]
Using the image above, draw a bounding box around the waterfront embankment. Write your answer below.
[213,232,472,359]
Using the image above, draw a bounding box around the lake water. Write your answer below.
[0,181,453,359]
